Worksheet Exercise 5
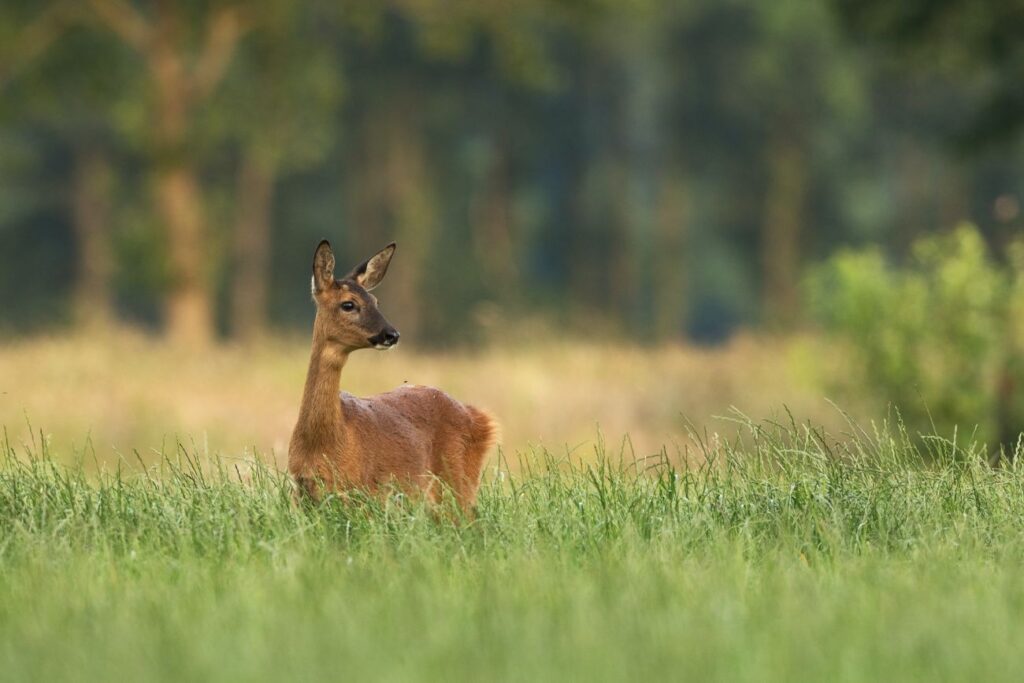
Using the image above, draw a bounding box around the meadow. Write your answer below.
[2,334,1021,682]
[0,331,850,469]
[3,417,1024,682]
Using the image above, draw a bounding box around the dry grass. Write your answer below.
[0,330,857,469]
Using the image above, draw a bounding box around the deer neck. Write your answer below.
[295,328,349,447]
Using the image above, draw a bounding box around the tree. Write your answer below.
[743,0,867,326]
[1,3,130,330]
[82,0,250,345]
[834,0,1024,145]
[210,3,341,339]
[834,0,1024,454]
[337,0,599,341]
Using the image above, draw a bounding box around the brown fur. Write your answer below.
[288,241,499,512]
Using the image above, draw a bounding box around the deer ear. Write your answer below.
[347,242,396,291]
[311,240,336,295]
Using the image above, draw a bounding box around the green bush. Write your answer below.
[808,224,1024,453]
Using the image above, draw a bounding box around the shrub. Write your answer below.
[808,224,1024,454]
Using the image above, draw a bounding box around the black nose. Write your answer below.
[369,327,400,348]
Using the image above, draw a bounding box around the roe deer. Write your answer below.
[288,240,499,512]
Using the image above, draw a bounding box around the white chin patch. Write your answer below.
[375,343,397,351]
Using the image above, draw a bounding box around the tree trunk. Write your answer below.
[653,169,688,340]
[895,142,930,254]
[349,89,433,340]
[762,134,807,328]
[620,14,668,339]
[70,144,116,330]
[385,98,433,340]
[471,135,518,299]
[995,364,1020,464]
[155,165,213,345]
[150,4,214,346]
[86,0,245,345]
[230,152,274,339]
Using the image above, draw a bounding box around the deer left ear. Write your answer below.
[312,239,336,295]
[347,242,396,291]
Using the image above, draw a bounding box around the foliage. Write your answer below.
[0,1,1022,343]
[808,224,1024,449]
[834,0,1024,144]
[3,419,1024,681]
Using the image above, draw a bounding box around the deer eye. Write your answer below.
[340,301,357,312]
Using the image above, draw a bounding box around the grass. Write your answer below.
[3,416,1024,682]
[0,331,849,469]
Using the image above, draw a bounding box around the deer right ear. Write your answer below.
[311,240,336,295]
[347,242,396,291]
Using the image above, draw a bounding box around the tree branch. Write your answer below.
[0,1,79,88]
[191,5,251,102]
[87,0,151,51]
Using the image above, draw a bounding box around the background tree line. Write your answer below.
[1,0,1022,347]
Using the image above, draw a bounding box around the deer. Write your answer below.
[288,239,499,514]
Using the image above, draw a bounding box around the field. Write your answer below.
[2,335,1020,682]
[0,331,851,469]
[3,420,1024,682]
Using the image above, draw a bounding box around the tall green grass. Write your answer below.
[3,417,1024,682]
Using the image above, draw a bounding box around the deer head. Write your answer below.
[310,240,400,352]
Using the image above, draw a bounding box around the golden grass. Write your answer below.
[0,330,859,469]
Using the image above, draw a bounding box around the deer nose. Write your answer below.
[369,327,400,349]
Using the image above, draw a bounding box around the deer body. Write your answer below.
[288,241,497,510]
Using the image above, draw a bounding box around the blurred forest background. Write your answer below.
[2,0,1024,462]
